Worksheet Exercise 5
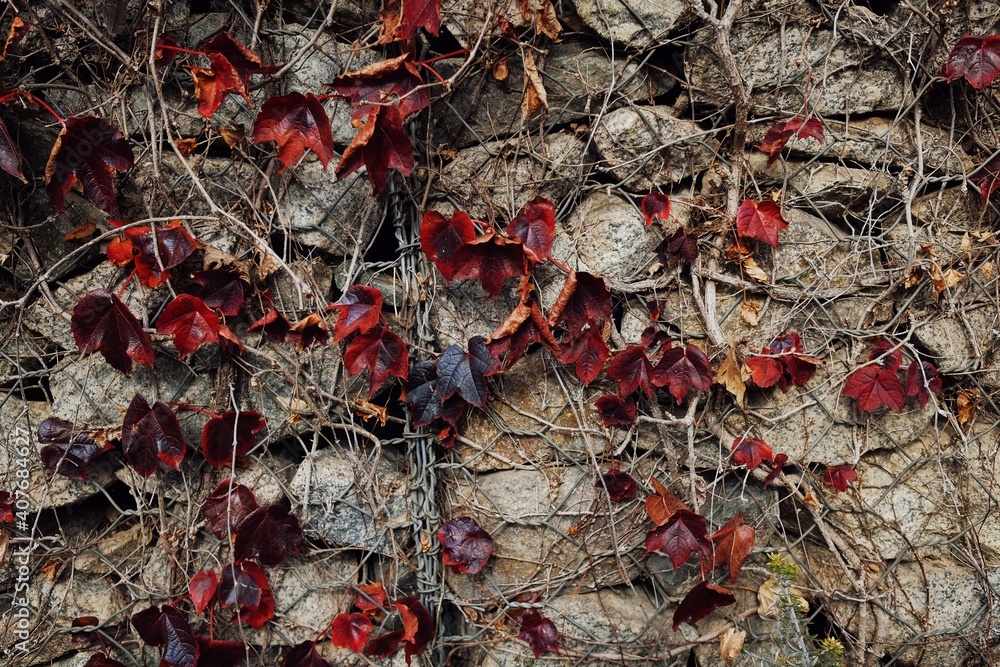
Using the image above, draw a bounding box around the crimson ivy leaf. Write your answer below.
[122,393,186,477]
[219,560,275,629]
[594,394,636,427]
[233,504,303,567]
[253,92,334,171]
[189,31,279,118]
[607,345,658,399]
[331,612,372,653]
[548,271,613,336]
[759,116,824,166]
[201,410,266,467]
[329,54,429,121]
[706,513,755,583]
[201,480,260,540]
[736,199,788,248]
[72,289,154,376]
[517,609,559,658]
[656,228,699,268]
[730,436,773,471]
[283,642,333,667]
[287,313,329,350]
[189,570,219,615]
[641,191,670,226]
[193,269,246,316]
[644,509,710,569]
[744,355,784,389]
[131,604,199,667]
[824,463,858,492]
[436,336,500,408]
[942,35,1000,89]
[763,453,788,488]
[157,294,220,357]
[154,33,179,69]
[672,581,735,631]
[107,221,198,288]
[904,360,942,409]
[507,196,556,264]
[395,596,435,663]
[354,582,390,619]
[45,116,135,212]
[381,0,442,41]
[597,467,637,501]
[437,516,494,574]
[335,104,413,195]
[652,344,713,404]
[554,325,610,385]
[842,361,904,412]
[344,324,410,397]
[420,209,478,281]
[404,360,463,428]
[487,296,559,368]
[247,308,291,342]
[328,285,384,343]
[38,417,113,481]
[644,478,690,526]
[364,629,404,658]
[451,232,528,299]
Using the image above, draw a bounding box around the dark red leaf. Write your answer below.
[547,271,613,336]
[196,638,247,667]
[45,116,135,212]
[437,516,494,574]
[554,325,610,385]
[652,344,713,404]
[730,436,773,471]
[331,612,372,652]
[283,642,332,667]
[672,581,735,631]
[645,478,690,526]
[656,228,699,269]
[156,294,220,357]
[644,509,710,569]
[380,0,442,41]
[517,610,559,658]
[219,560,275,629]
[706,513,755,583]
[869,339,903,372]
[329,54,429,121]
[253,92,334,171]
[759,116,824,166]
[507,196,556,264]
[38,417,113,481]
[335,104,413,195]
[248,308,291,342]
[0,117,24,182]
[973,154,1000,200]
[154,33,179,69]
[942,35,1000,89]
[364,629,404,658]
[824,463,858,492]
[354,582,390,619]
[201,410,266,467]
[193,269,246,316]
[71,616,102,646]
[395,596,435,663]
[904,360,942,408]
[607,345,658,399]
[404,360,465,428]
[189,570,219,615]
[344,324,410,397]
[594,394,636,427]
[72,289,154,376]
[745,355,784,389]
[122,393,186,477]
[131,604,199,667]
[763,453,788,488]
[641,191,671,226]
[451,232,528,299]
[287,313,330,350]
[640,325,672,350]
[487,297,560,368]
[328,285,384,342]
[189,32,280,118]
[597,468,637,501]
[842,364,904,412]
[435,336,500,409]
[420,209,478,281]
[84,653,127,667]
[736,199,788,248]
[234,504,303,567]
[201,480,260,540]
[108,221,198,288]
[0,491,12,523]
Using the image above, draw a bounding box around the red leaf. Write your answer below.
[201,410,266,467]
[328,54,429,121]
[706,513,755,582]
[487,296,560,368]
[656,228,699,268]
[437,516,494,574]
[730,436,773,471]
[287,312,330,350]
[507,196,556,264]
[942,35,1000,90]
[157,294,220,357]
[0,491,13,523]
[131,605,199,667]
[219,560,275,629]
[328,285,384,342]
[196,638,247,667]
[253,92,334,171]
[335,104,413,195]
[193,269,246,316]
[644,509,710,569]
[331,612,372,652]
[420,209,478,281]
[380,0,442,41]
[201,480,260,540]
[283,642,333,667]
[354,582,390,619]
[0,116,24,182]
[597,468,637,501]
[745,355,784,389]
[973,154,1000,200]
[607,345,658,399]
[554,325,610,385]
[71,289,154,376]
[435,336,500,409]
[395,596,435,663]
[517,610,559,658]
[451,232,528,299]
[640,325,672,350]
[233,503,303,567]
[344,325,410,397]
[547,271,613,336]
[824,463,858,492]
[364,629,404,658]
[736,199,788,248]
[189,570,219,615]
[763,452,788,488]
[189,31,280,118]
[45,116,135,212]
[122,393,187,477]
[594,394,636,427]
[248,308,291,342]
[842,345,905,412]
[108,220,198,288]
[37,417,113,481]
[154,33,179,69]
[759,116,824,166]
[645,478,689,526]
[904,361,942,409]
[672,581,735,631]
[641,191,671,225]
[652,344,713,404]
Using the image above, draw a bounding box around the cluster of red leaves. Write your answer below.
[842,340,942,412]
[744,332,822,392]
[46,115,136,213]
[129,603,249,667]
[942,35,1000,90]
[183,32,280,118]
[329,584,435,664]
[437,515,494,574]
[106,220,198,288]
[200,480,302,565]
[331,285,410,396]
[730,436,787,488]
[759,116,824,166]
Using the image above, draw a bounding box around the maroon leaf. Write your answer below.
[193,269,246,316]
[730,436,773,471]
[201,410,266,467]
[404,360,465,429]
[437,516,494,574]
[487,296,560,368]
[905,361,943,409]
[122,393,186,477]
[189,32,280,118]
[157,294,221,357]
[196,638,247,667]
[652,344,713,404]
[973,154,1000,200]
[706,513,756,583]
[201,480,260,539]
[554,325,610,385]
[607,345,658,399]
[842,345,905,412]
[517,609,559,658]
[436,336,501,408]
[672,581,735,631]
[507,196,556,264]
[420,209,478,281]
[328,285,384,342]
[219,560,275,629]
[331,612,372,652]
[644,509,710,569]
[45,116,135,212]
[248,308,292,342]
[328,53,429,121]
[824,463,858,492]
[395,596,435,663]
[745,355,784,389]
[0,491,13,523]
[154,33,180,69]
[72,289,154,376]
[548,271,613,336]
[354,582,391,619]
[335,104,413,195]
[597,468,637,501]
[38,417,113,481]
[736,199,788,248]
[656,228,699,268]
[284,642,333,667]
[451,232,528,298]
[759,116,824,166]
[594,394,636,427]
[189,570,219,615]
[131,604,199,667]
[234,503,303,567]
[107,220,198,289]
[641,191,671,226]
[381,0,443,41]
[763,453,788,488]
[253,92,334,171]
[364,629,404,658]
[344,324,410,397]
[942,35,1000,89]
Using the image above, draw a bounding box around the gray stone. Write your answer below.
[912,306,996,375]
[575,0,688,48]
[440,0,524,49]
[427,271,523,346]
[289,446,409,554]
[592,106,719,191]
[562,191,657,282]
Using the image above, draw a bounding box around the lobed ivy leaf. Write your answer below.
[233,503,303,567]
[218,560,275,629]
[730,436,773,471]
[641,191,671,226]
[331,612,372,653]
[248,308,292,343]
[824,463,858,492]
[201,480,260,540]
[287,313,330,350]
[38,417,113,481]
[252,92,334,171]
[735,199,788,248]
[72,289,154,376]
[644,508,710,569]
[487,296,560,369]
[672,581,735,631]
[121,393,186,477]
[644,478,690,526]
[328,54,429,121]
[705,513,755,583]
[45,116,135,213]
[554,324,610,385]
[450,232,528,299]
[651,343,713,404]
[156,294,220,357]
[188,31,279,118]
[335,104,413,195]
[395,596,435,663]
[436,336,500,409]
[606,345,658,399]
[507,196,556,264]
[597,467,637,501]
[344,324,409,397]
[420,209,478,281]
[131,604,199,667]
[594,394,636,427]
[656,228,699,269]
[192,268,246,316]
[548,271,613,336]
[942,35,1000,90]
[759,116,824,166]
[904,360,943,409]
[380,0,442,42]
[328,285,384,342]
[517,609,559,658]
[107,220,198,288]
[437,516,494,574]
[201,410,266,467]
